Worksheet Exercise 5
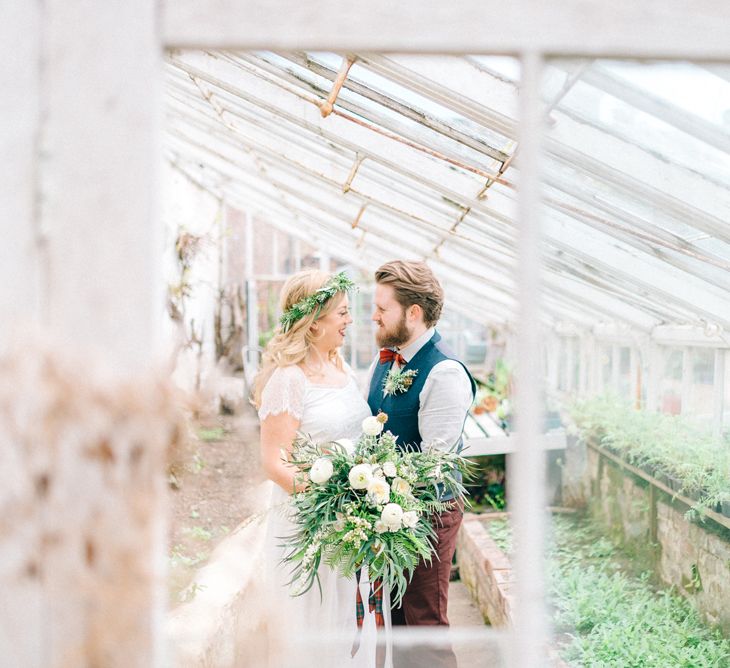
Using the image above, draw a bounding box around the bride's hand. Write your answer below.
[293,470,310,494]
[260,411,305,494]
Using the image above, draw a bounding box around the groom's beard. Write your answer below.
[376,312,411,348]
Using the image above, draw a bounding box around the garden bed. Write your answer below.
[568,396,730,520]
[167,409,264,604]
[583,442,730,633]
[460,511,729,667]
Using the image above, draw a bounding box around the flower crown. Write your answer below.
[279,272,357,333]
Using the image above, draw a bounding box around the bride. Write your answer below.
[252,269,387,668]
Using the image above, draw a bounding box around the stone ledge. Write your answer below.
[166,483,271,667]
[456,513,571,668]
[456,512,514,628]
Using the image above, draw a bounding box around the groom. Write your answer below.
[366,260,476,667]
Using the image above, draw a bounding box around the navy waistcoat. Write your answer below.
[367,331,476,453]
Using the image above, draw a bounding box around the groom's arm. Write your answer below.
[418,361,473,451]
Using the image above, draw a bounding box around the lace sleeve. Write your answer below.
[258,365,306,421]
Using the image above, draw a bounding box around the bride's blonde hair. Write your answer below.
[252,269,347,409]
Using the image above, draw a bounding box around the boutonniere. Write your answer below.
[383,368,418,397]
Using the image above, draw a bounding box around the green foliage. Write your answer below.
[467,455,506,511]
[169,544,208,569]
[187,452,206,474]
[485,517,511,552]
[476,358,511,402]
[485,515,730,666]
[258,328,275,350]
[382,368,418,396]
[473,359,513,430]
[178,581,207,603]
[183,525,213,541]
[567,395,730,516]
[282,428,471,607]
[197,426,226,442]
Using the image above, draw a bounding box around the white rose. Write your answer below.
[309,457,334,484]
[366,478,391,506]
[362,415,384,436]
[402,511,419,528]
[348,463,373,490]
[381,503,403,530]
[391,477,411,496]
[374,520,388,534]
[382,461,397,477]
[333,438,355,454]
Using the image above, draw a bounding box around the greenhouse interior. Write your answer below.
[4,6,730,667]
[160,51,730,666]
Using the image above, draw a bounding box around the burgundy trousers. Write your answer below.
[391,502,464,668]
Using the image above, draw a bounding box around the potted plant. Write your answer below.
[473,359,512,431]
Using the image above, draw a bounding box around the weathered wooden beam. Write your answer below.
[162,0,730,60]
[0,345,177,668]
[510,50,549,668]
[589,441,730,532]
[569,63,730,155]
[42,1,162,367]
[1,3,167,667]
[0,3,43,352]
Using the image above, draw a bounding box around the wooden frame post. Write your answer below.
[510,50,549,668]
[1,4,165,667]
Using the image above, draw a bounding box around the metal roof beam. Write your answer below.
[182,52,505,178]
[165,137,521,310]
[356,55,730,242]
[245,51,511,162]
[569,63,730,155]
[167,111,721,329]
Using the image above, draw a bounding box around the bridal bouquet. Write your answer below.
[282,413,471,606]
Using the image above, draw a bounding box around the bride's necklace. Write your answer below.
[303,349,329,380]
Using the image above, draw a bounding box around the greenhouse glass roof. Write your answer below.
[164,51,730,333]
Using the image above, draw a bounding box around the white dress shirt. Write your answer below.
[364,327,474,452]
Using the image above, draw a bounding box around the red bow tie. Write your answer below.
[379,349,406,366]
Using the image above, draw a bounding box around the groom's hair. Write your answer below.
[374,260,444,327]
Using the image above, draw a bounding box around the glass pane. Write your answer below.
[558,337,568,391]
[686,347,715,420]
[618,346,631,398]
[659,347,683,414]
[600,344,613,390]
[165,49,522,667]
[724,350,730,435]
[164,45,730,668]
[543,57,730,667]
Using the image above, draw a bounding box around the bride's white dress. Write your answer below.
[258,364,389,668]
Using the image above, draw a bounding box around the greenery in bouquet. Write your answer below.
[282,412,472,606]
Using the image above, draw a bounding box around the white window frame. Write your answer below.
[5,3,730,667]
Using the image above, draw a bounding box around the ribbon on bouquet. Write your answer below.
[351,569,388,668]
